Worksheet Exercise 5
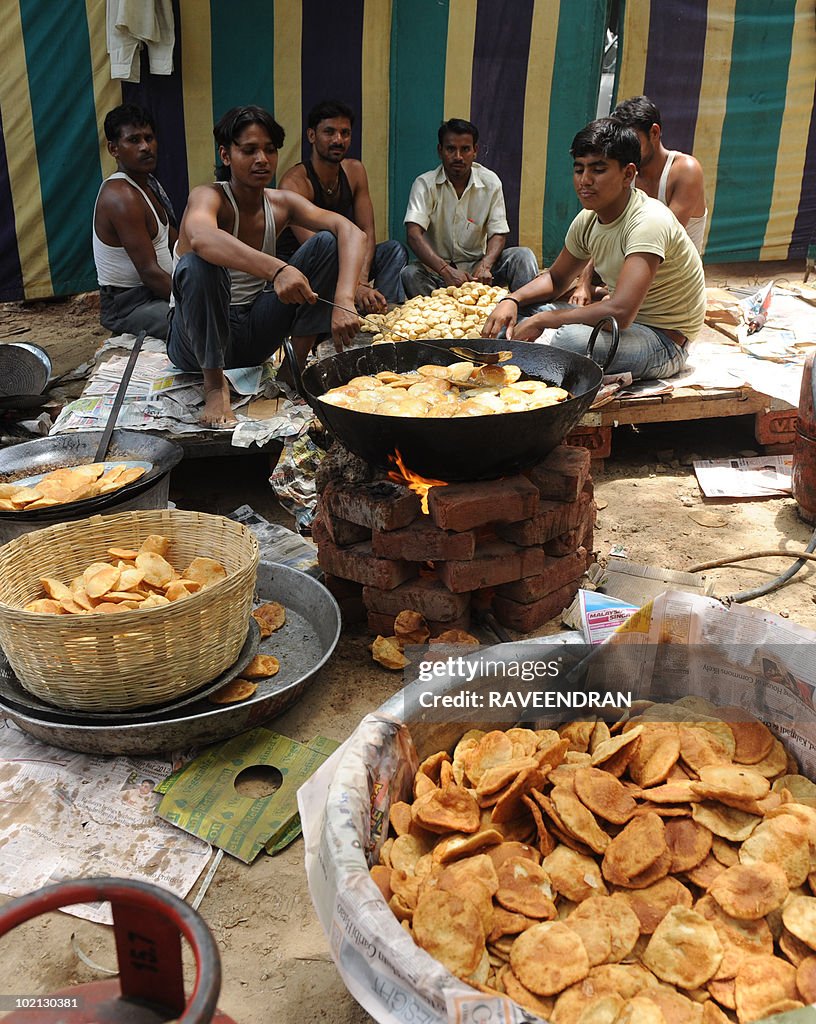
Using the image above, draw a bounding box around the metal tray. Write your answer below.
[0,620,260,722]
[0,562,340,755]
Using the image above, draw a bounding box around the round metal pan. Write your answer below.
[0,619,260,722]
[0,429,183,520]
[0,562,341,755]
[0,343,51,398]
[287,321,617,481]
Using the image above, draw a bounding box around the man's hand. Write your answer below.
[355,282,387,314]
[510,315,546,342]
[273,264,317,305]
[482,297,518,339]
[569,280,593,306]
[331,305,361,351]
[471,260,493,285]
[441,264,471,288]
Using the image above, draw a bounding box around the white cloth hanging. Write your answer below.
[107,0,175,83]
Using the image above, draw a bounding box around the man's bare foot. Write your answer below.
[200,380,237,428]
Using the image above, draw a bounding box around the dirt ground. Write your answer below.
[1,260,814,1021]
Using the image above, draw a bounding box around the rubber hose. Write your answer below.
[725,523,816,603]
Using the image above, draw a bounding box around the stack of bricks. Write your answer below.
[313,445,596,635]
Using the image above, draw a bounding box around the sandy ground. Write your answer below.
[1,261,814,1020]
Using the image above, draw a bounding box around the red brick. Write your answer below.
[525,446,591,502]
[564,425,612,460]
[371,519,475,561]
[323,574,366,624]
[363,577,470,621]
[496,491,591,546]
[755,408,797,446]
[315,506,371,547]
[427,476,539,532]
[493,579,583,633]
[495,549,587,604]
[367,608,471,638]
[322,479,420,531]
[543,498,595,556]
[314,519,416,590]
[437,541,546,594]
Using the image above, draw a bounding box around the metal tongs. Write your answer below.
[316,296,510,365]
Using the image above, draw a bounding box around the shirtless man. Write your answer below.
[277,99,407,311]
[571,95,707,306]
[93,104,177,339]
[482,119,705,382]
[167,105,365,426]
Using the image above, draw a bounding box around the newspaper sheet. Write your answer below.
[0,719,211,923]
[693,454,792,497]
[50,339,310,444]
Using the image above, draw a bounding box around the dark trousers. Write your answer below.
[368,240,408,304]
[99,284,170,340]
[166,231,340,371]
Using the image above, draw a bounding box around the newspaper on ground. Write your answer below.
[0,718,210,924]
[50,334,312,445]
[694,453,793,498]
[299,590,816,1024]
[227,504,318,576]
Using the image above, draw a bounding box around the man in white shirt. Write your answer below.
[92,104,177,339]
[401,118,538,297]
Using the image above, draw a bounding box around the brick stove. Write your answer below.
[313,444,596,635]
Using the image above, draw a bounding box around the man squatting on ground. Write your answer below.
[92,104,177,340]
[166,105,365,427]
[277,99,408,311]
[401,118,539,298]
[483,119,706,382]
[571,94,708,306]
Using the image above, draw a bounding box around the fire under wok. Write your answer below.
[286,319,618,481]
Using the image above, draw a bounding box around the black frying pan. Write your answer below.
[0,429,183,520]
[286,319,618,480]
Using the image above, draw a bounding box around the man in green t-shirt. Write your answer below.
[482,119,706,380]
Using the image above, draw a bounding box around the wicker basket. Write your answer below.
[0,509,259,711]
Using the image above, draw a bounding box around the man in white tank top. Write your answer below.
[611,95,707,252]
[93,104,177,339]
[168,105,366,427]
[570,95,707,307]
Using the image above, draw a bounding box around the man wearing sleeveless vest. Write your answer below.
[168,106,365,427]
[93,104,177,340]
[277,100,407,312]
[570,95,708,307]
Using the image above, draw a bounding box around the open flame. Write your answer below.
[388,449,448,515]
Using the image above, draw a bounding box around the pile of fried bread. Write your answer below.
[372,698,816,1023]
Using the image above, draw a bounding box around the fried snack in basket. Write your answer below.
[371,703,816,1021]
[22,535,229,616]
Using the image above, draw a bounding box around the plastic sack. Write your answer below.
[300,590,816,1024]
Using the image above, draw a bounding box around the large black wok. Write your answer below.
[286,320,617,481]
[0,428,183,520]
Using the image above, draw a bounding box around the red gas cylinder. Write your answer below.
[0,877,237,1024]
[792,352,816,524]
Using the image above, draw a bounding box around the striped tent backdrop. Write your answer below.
[0,0,609,302]
[617,0,816,262]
